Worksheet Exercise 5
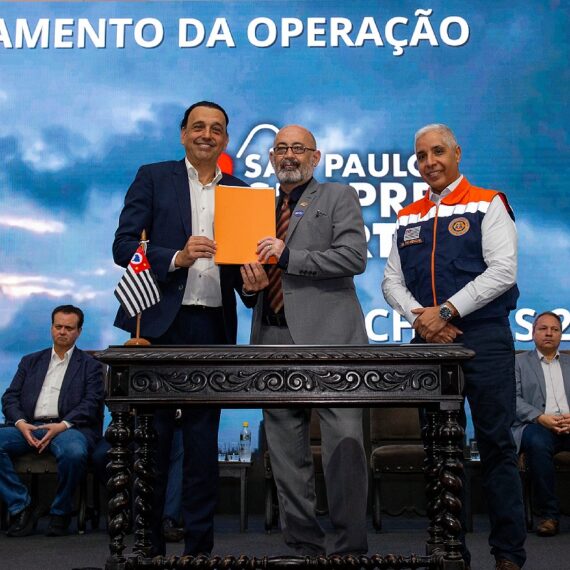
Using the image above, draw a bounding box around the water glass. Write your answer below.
[470,439,480,461]
[218,443,226,462]
[228,442,240,462]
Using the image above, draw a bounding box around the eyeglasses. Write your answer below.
[272,144,316,156]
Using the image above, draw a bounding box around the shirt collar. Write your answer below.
[51,345,75,363]
[279,177,313,205]
[184,157,222,186]
[428,174,463,203]
[536,348,560,362]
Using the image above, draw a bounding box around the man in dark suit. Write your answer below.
[0,305,104,537]
[513,311,570,536]
[251,125,369,556]
[112,101,266,556]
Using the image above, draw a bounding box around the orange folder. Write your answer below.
[214,185,277,265]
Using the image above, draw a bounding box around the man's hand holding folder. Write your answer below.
[214,185,277,265]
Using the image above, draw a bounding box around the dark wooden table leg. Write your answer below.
[105,406,132,570]
[240,465,248,532]
[439,405,465,569]
[131,411,156,563]
[424,408,444,554]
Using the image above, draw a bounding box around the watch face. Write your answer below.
[440,305,452,321]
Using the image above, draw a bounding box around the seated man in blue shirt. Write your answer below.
[0,305,104,537]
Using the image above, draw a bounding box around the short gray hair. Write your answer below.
[414,124,458,149]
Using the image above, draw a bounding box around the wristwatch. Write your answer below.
[439,303,454,321]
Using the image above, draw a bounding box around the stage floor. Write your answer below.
[0,514,568,570]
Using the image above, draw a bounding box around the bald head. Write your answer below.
[275,125,317,149]
[270,124,321,193]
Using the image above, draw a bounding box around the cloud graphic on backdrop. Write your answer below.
[0,216,65,234]
[0,273,98,302]
[0,295,107,356]
[515,217,570,296]
[77,268,108,277]
[287,101,391,153]
[318,125,364,155]
[0,297,56,355]
[517,218,570,253]
[0,102,193,215]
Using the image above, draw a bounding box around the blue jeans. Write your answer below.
[0,425,88,516]
[521,423,570,520]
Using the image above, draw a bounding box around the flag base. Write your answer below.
[124,337,151,346]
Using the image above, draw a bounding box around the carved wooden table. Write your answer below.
[95,344,473,570]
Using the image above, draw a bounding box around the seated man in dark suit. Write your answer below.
[0,305,104,537]
[513,311,570,537]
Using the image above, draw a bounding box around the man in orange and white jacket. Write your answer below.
[382,124,526,570]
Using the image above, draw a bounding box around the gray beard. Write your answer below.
[275,163,312,185]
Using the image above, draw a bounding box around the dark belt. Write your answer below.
[263,313,288,327]
[34,418,60,424]
[181,305,222,313]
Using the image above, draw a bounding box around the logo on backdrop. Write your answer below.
[217,153,234,175]
[232,123,427,259]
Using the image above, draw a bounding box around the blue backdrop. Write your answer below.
[0,1,568,448]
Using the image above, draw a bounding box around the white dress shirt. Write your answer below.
[382,175,518,324]
[538,350,570,415]
[169,158,223,307]
[32,346,75,427]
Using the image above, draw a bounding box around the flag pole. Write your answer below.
[125,229,151,347]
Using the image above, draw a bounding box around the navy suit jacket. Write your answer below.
[113,159,255,340]
[1,348,105,450]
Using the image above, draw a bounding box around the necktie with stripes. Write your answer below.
[266,197,291,313]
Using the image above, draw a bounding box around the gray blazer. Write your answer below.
[251,178,368,345]
[512,349,570,451]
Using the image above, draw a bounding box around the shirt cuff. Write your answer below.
[62,421,72,429]
[169,251,180,272]
[447,289,477,318]
[15,418,26,426]
[241,287,257,297]
[404,310,420,325]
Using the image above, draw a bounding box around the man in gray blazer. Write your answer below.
[512,311,570,536]
[247,125,368,556]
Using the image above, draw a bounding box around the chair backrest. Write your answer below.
[370,407,422,446]
[309,410,322,443]
[13,452,58,474]
[554,451,570,470]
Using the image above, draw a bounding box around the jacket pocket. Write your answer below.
[452,257,487,290]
